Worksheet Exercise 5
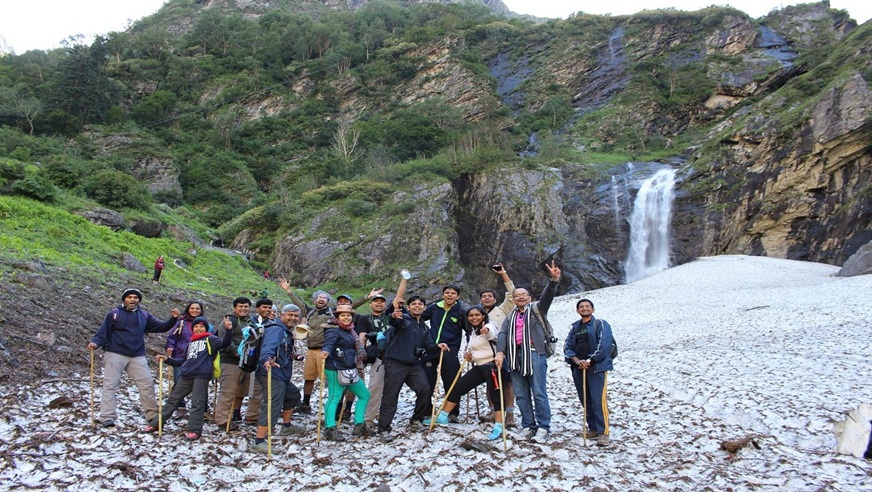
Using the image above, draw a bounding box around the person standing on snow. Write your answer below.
[564,298,614,447]
[88,288,180,428]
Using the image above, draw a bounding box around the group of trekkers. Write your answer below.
[88,261,616,454]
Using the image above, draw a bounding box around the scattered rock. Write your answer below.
[36,332,56,345]
[48,396,74,409]
[77,208,124,231]
[837,240,872,277]
[15,273,58,293]
[120,253,147,273]
[24,259,49,274]
[720,435,761,456]
[129,218,166,238]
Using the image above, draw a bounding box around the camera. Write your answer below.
[414,347,427,358]
[366,332,379,342]
[492,263,503,272]
[546,335,559,343]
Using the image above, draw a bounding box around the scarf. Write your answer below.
[507,307,533,376]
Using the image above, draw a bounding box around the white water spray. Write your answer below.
[625,168,677,283]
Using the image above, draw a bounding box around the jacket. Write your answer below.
[322,324,360,371]
[257,319,294,382]
[564,316,614,372]
[497,280,558,362]
[219,313,253,364]
[485,280,516,330]
[165,329,232,379]
[382,314,440,365]
[421,300,466,355]
[92,305,178,358]
[467,322,499,364]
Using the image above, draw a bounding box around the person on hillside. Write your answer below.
[564,298,614,447]
[165,300,211,420]
[214,297,263,430]
[146,316,231,440]
[378,285,449,442]
[320,304,373,441]
[87,288,180,428]
[251,304,305,454]
[421,285,467,422]
[495,260,561,443]
[479,262,517,427]
[152,256,164,285]
[426,305,508,440]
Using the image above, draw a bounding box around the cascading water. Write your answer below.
[624,168,677,283]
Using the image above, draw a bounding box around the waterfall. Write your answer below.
[611,176,621,231]
[625,168,677,283]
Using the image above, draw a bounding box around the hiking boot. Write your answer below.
[523,427,537,440]
[584,430,600,439]
[323,427,346,442]
[353,423,375,437]
[102,420,116,428]
[279,424,306,436]
[378,431,394,443]
[408,420,426,431]
[296,404,312,414]
[596,434,610,447]
[447,414,460,423]
[479,412,495,423]
[185,432,200,440]
[504,413,517,428]
[231,410,242,422]
[173,408,187,421]
[533,428,551,443]
[250,441,268,454]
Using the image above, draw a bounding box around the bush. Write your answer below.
[10,173,58,202]
[81,169,153,210]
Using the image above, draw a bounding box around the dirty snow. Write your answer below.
[1,255,870,491]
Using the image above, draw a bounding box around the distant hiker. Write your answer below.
[479,262,517,427]
[378,283,449,442]
[165,301,211,420]
[214,297,262,430]
[146,316,232,440]
[421,285,467,422]
[153,256,164,285]
[564,298,614,447]
[495,260,561,443]
[321,304,373,441]
[425,305,508,440]
[251,304,305,454]
[87,288,180,428]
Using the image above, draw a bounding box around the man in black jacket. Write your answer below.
[421,285,466,421]
[377,294,448,442]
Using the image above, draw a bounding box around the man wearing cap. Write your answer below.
[357,292,391,426]
[88,288,180,428]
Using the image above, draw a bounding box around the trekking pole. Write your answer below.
[428,350,445,426]
[158,358,164,438]
[582,367,588,447]
[89,347,95,427]
[337,392,348,427]
[498,367,507,451]
[429,358,467,433]
[317,358,325,445]
[473,385,481,420]
[267,364,273,461]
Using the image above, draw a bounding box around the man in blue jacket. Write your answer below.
[88,288,180,428]
[564,298,614,447]
[421,285,466,422]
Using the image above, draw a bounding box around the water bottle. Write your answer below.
[401,269,411,280]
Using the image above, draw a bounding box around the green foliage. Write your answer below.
[10,172,58,202]
[81,169,153,210]
[130,90,178,125]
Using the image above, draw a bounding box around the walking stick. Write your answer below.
[317,358,325,445]
[89,348,95,427]
[473,385,481,420]
[158,358,164,438]
[267,364,273,461]
[337,392,348,427]
[498,367,507,451]
[428,350,445,425]
[429,358,467,432]
[582,367,588,447]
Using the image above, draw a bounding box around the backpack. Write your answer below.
[238,321,266,373]
[530,302,556,357]
[205,339,221,379]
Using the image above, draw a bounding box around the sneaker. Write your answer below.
[250,441,268,454]
[279,424,306,436]
[173,408,187,421]
[296,404,312,414]
[232,410,242,422]
[378,431,394,443]
[143,425,158,433]
[533,428,551,443]
[323,427,346,442]
[488,424,504,441]
[185,432,200,440]
[523,427,537,440]
[584,430,600,439]
[447,414,460,424]
[352,423,375,437]
[102,420,116,428]
[596,434,610,447]
[409,420,426,431]
[479,412,495,423]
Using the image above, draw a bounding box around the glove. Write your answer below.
[376,332,385,342]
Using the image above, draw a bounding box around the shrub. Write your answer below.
[81,169,153,210]
[10,173,58,202]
